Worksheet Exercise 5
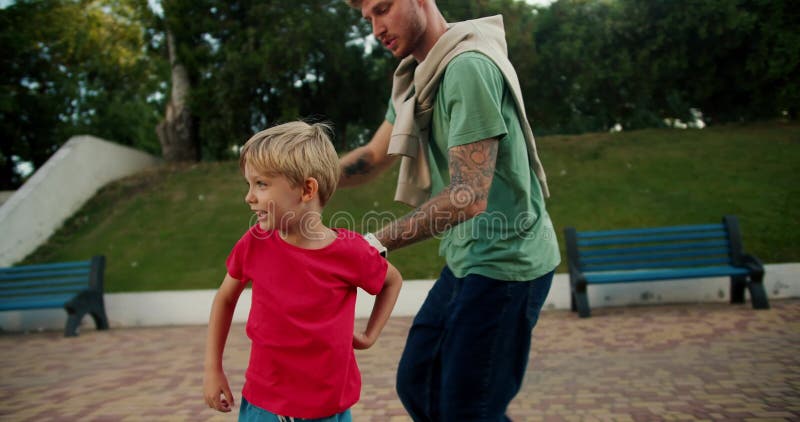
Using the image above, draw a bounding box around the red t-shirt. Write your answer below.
[226,226,387,418]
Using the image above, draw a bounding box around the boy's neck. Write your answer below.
[279,215,337,250]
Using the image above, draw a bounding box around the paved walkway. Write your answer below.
[1,300,798,421]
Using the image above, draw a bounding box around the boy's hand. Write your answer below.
[353,331,376,350]
[203,368,235,412]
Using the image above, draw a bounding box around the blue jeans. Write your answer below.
[396,266,554,421]
[238,397,352,422]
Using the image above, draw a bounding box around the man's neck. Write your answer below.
[412,13,449,62]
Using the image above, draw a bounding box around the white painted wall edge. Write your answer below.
[0,135,161,266]
[1,263,798,334]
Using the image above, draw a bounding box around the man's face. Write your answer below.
[361,0,426,59]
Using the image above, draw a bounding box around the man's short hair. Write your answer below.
[239,121,341,206]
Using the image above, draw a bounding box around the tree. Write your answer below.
[3,0,796,188]
[0,0,161,188]
[158,0,393,158]
[155,28,198,161]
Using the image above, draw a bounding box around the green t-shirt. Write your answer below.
[386,52,560,281]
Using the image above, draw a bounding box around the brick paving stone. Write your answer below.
[1,299,798,421]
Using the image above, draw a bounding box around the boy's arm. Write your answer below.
[354,262,402,350]
[203,273,246,412]
[339,120,399,188]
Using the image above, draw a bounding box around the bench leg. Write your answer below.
[64,291,109,337]
[747,273,770,310]
[64,313,83,337]
[90,302,110,330]
[573,282,591,318]
[730,275,747,304]
[570,288,577,312]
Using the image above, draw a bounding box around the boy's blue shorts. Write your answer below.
[238,397,352,422]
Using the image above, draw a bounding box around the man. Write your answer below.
[339,0,560,420]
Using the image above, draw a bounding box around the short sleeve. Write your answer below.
[225,233,249,283]
[384,97,396,124]
[350,236,388,296]
[441,53,508,148]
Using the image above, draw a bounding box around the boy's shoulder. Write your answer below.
[333,228,367,245]
[332,228,382,257]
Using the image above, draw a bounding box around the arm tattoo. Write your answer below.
[449,139,498,207]
[343,152,373,178]
[377,138,499,250]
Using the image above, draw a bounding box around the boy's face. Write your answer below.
[361,0,426,59]
[243,163,304,232]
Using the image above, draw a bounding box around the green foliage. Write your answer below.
[528,0,800,132]
[3,0,798,189]
[161,0,394,158]
[20,122,800,292]
[0,0,163,188]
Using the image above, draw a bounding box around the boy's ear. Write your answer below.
[301,177,319,202]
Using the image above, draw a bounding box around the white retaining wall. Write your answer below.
[1,263,797,333]
[0,136,161,266]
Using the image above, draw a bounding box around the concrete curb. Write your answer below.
[1,263,798,333]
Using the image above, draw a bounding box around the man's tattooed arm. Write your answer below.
[343,151,373,177]
[338,120,397,187]
[376,137,499,251]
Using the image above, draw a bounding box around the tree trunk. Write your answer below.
[156,30,198,162]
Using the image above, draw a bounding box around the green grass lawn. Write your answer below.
[21,121,800,292]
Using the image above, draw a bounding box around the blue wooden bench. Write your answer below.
[564,216,769,317]
[0,256,109,336]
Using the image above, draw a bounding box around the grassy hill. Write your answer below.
[21,121,800,292]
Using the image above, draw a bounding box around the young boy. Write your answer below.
[203,121,402,421]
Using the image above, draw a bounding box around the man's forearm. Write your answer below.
[375,184,482,250]
[339,120,396,188]
[339,147,375,188]
[375,137,498,251]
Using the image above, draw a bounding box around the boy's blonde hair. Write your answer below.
[346,0,433,9]
[239,121,340,206]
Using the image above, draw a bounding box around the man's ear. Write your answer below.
[301,177,319,202]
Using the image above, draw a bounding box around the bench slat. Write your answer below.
[0,294,76,311]
[564,216,769,317]
[0,255,108,336]
[0,261,91,273]
[577,223,723,238]
[577,230,728,247]
[578,240,730,258]
[583,257,732,271]
[0,276,90,290]
[0,268,91,281]
[584,265,750,284]
[580,248,730,265]
[2,285,88,297]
